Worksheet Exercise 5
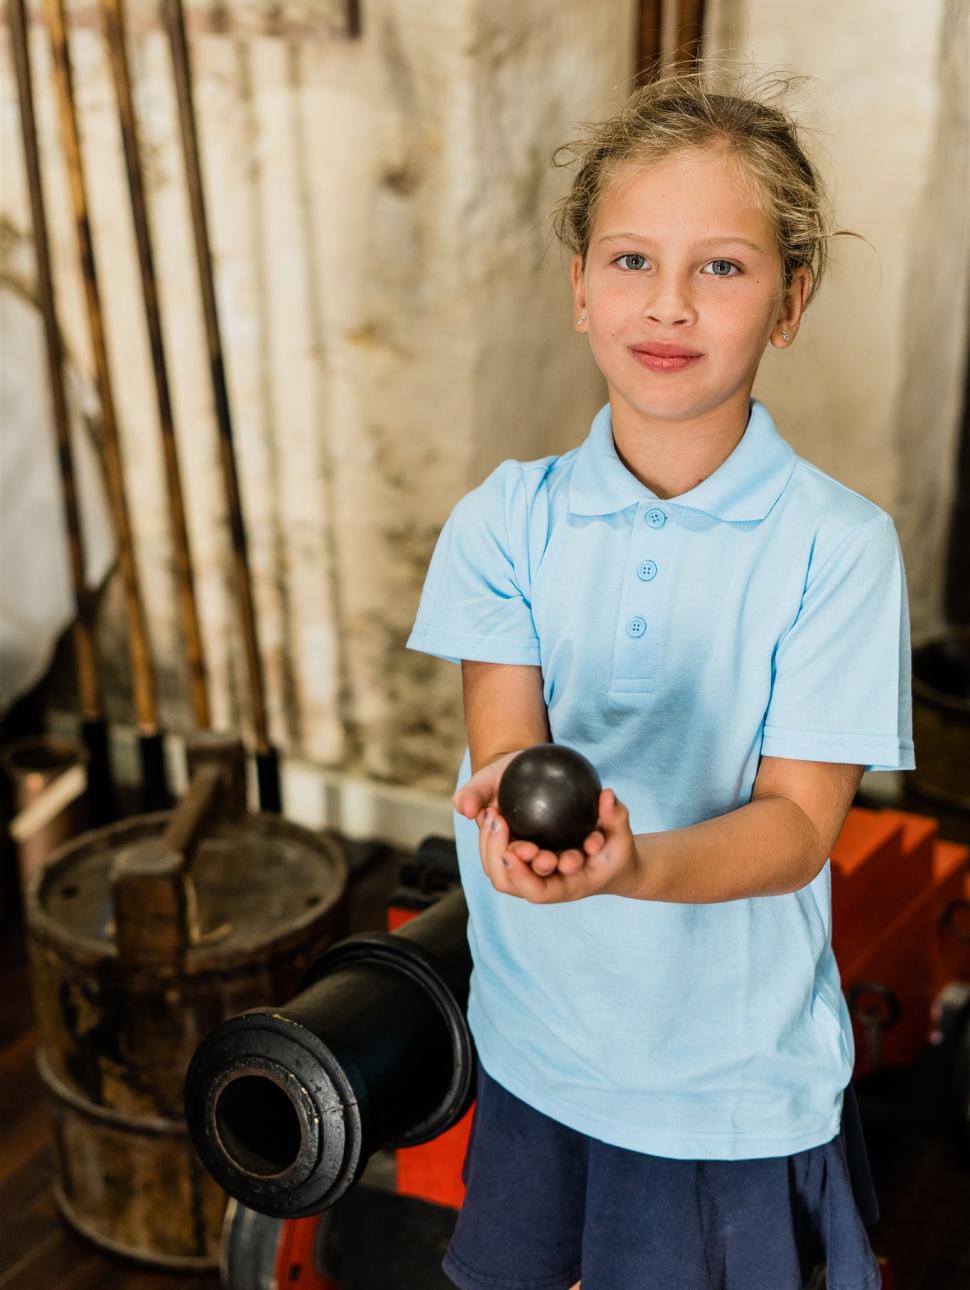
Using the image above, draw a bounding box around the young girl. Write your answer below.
[407,71,913,1290]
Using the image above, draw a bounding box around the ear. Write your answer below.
[570,254,588,331]
[770,265,811,348]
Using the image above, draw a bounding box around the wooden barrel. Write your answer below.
[24,736,348,1268]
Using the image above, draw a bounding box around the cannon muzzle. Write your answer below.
[184,886,474,1216]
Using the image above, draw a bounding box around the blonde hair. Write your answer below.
[551,70,851,306]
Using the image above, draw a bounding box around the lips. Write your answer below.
[630,344,703,373]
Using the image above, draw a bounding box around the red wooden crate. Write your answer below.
[830,809,930,965]
[840,833,968,1076]
[931,840,970,987]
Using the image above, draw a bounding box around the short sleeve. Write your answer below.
[406,461,541,667]
[761,512,915,772]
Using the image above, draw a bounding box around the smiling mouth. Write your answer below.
[630,347,703,372]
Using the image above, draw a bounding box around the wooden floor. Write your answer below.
[2,786,970,1289]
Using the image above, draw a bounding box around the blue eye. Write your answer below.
[704,259,740,277]
[615,253,649,271]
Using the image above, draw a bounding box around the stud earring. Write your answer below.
[576,314,587,327]
[780,329,791,343]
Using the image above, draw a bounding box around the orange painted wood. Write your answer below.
[389,899,470,1210]
[932,840,970,985]
[395,1108,472,1210]
[274,1215,339,1289]
[831,808,910,963]
[842,835,968,1076]
[386,905,414,932]
[831,807,904,873]
[880,810,939,870]
[832,808,936,966]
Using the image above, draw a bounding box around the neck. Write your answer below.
[609,389,753,500]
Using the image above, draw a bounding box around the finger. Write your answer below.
[479,807,497,873]
[482,848,509,890]
[556,848,585,876]
[483,810,513,885]
[530,848,559,877]
[507,839,539,862]
[502,848,556,902]
[457,754,513,818]
[599,788,629,833]
[583,830,606,856]
[454,787,485,819]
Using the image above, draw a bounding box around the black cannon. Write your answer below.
[183,886,474,1217]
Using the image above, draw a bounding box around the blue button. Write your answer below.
[645,507,667,529]
[636,560,657,582]
[626,616,647,638]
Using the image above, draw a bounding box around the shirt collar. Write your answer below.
[567,399,797,521]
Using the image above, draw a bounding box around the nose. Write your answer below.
[644,273,697,328]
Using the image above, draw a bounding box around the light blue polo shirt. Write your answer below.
[406,399,914,1161]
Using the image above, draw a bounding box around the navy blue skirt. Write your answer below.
[443,1065,881,1290]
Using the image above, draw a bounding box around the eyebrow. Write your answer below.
[596,233,766,253]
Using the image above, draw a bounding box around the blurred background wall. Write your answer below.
[0,0,967,823]
[712,0,970,636]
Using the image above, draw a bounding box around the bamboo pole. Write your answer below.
[42,0,170,810]
[635,0,663,87]
[673,0,706,68]
[636,0,707,86]
[7,0,117,824]
[101,0,211,732]
[161,0,281,811]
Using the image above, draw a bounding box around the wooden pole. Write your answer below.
[101,0,211,732]
[673,0,706,69]
[636,0,707,87]
[42,0,170,810]
[7,0,117,824]
[635,0,663,88]
[161,0,281,811]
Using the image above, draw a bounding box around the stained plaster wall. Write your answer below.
[1,0,966,802]
[0,0,629,792]
[706,0,969,636]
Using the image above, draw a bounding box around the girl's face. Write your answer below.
[571,145,809,431]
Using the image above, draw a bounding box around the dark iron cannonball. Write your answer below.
[497,744,602,854]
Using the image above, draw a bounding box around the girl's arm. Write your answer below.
[458,661,863,904]
[622,755,864,902]
[451,660,551,823]
[462,660,551,772]
[486,756,863,904]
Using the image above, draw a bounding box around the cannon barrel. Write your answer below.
[184,886,473,1217]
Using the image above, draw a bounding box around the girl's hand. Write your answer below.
[451,751,521,827]
[478,788,642,904]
